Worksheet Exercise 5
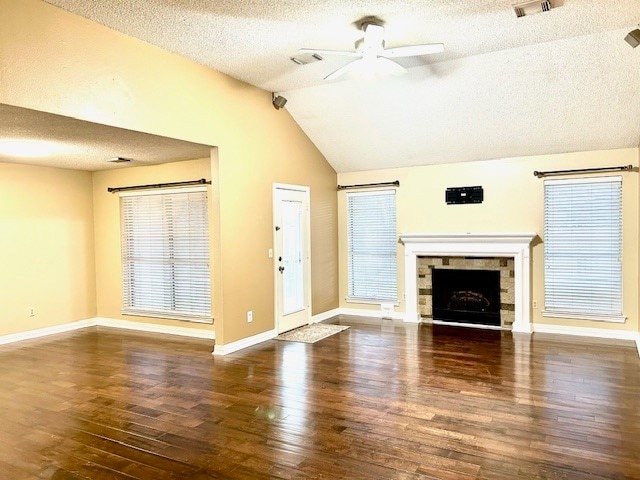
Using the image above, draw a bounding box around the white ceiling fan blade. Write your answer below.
[363,23,385,48]
[376,57,407,76]
[324,59,363,81]
[299,48,359,57]
[382,43,445,58]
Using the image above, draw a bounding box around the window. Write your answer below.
[120,187,212,323]
[543,176,623,321]
[347,190,397,302]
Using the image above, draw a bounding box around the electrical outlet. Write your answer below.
[29,307,35,317]
[532,301,538,309]
[247,310,253,323]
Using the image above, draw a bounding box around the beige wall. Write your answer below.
[338,148,639,333]
[0,162,96,335]
[0,0,339,345]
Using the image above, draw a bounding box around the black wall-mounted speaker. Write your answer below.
[446,186,483,205]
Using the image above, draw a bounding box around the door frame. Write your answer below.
[272,183,312,333]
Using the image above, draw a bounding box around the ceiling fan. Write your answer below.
[300,17,444,81]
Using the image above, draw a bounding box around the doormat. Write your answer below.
[276,324,349,344]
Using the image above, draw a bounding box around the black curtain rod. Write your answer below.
[533,165,634,178]
[337,180,400,191]
[108,178,211,193]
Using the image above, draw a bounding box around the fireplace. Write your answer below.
[432,268,501,326]
[419,256,515,328]
[399,233,536,333]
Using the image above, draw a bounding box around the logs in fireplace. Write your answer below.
[432,268,501,326]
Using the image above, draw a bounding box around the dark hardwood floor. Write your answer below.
[0,317,639,479]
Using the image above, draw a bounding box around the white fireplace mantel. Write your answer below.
[399,232,537,333]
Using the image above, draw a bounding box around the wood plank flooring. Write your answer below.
[0,317,639,479]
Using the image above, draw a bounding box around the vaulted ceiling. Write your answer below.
[35,1,640,172]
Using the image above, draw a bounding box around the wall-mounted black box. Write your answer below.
[446,186,483,205]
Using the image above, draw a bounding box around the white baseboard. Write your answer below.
[94,317,214,339]
[213,328,276,356]
[533,323,640,340]
[311,308,341,323]
[5,314,636,359]
[0,317,215,347]
[533,323,640,352]
[0,318,95,345]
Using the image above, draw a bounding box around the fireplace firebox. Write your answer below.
[432,268,501,326]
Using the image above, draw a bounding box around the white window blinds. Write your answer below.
[347,190,397,302]
[120,187,212,323]
[543,176,623,321]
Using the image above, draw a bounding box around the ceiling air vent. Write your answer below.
[513,0,553,17]
[106,156,132,164]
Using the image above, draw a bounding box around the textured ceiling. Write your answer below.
[32,0,640,171]
[0,104,211,171]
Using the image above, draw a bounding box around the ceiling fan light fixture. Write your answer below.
[303,16,444,81]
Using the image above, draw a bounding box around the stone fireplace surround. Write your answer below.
[419,256,515,328]
[399,233,536,333]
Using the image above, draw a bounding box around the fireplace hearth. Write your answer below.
[432,268,501,326]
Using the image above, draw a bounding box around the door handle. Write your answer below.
[279,266,285,273]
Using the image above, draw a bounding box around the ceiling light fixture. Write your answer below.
[301,17,444,82]
[625,28,640,48]
[0,139,65,158]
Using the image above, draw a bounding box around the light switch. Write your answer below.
[268,248,273,258]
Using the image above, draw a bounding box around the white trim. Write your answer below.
[400,232,537,245]
[213,328,277,356]
[95,317,214,339]
[430,319,505,331]
[273,183,311,193]
[121,309,213,324]
[312,306,405,322]
[0,318,95,345]
[0,317,215,346]
[533,323,640,342]
[541,310,626,323]
[399,232,536,333]
[311,308,341,323]
[637,339,640,358]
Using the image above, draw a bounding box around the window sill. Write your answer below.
[122,309,213,324]
[541,310,626,323]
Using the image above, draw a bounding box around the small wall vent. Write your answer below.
[513,0,553,17]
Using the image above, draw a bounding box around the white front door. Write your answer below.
[274,184,311,333]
